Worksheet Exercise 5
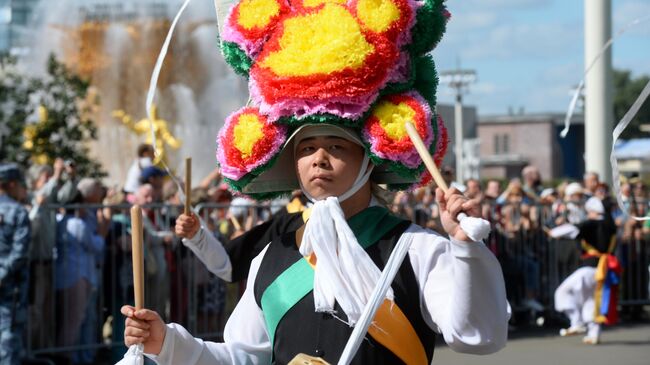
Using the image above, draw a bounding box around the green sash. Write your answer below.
[260,206,405,346]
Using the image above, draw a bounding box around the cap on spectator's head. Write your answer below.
[540,188,555,199]
[585,196,604,216]
[140,166,167,182]
[0,163,25,185]
[565,182,583,197]
[228,197,250,219]
[77,178,101,198]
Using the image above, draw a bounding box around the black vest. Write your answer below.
[253,221,436,364]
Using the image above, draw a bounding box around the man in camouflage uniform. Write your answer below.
[0,163,30,365]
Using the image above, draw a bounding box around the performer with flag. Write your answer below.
[122,0,509,363]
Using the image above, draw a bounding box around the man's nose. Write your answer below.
[312,148,330,168]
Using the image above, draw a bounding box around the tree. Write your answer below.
[614,69,650,140]
[0,54,33,165]
[0,54,106,177]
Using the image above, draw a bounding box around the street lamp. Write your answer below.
[439,68,476,184]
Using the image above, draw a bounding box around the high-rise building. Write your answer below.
[0,0,40,54]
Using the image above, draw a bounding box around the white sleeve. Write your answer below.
[182,228,233,282]
[147,245,272,365]
[407,224,510,354]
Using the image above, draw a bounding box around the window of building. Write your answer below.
[493,134,510,155]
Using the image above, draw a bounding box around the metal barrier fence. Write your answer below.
[24,201,650,361]
[27,202,283,362]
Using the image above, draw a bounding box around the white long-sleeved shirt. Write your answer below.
[147,224,510,364]
[181,228,232,282]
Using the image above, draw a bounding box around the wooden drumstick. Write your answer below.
[185,157,192,216]
[405,121,493,243]
[131,205,145,309]
[404,122,449,193]
[230,216,242,231]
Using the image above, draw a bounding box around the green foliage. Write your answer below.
[0,54,32,165]
[614,69,650,140]
[0,54,106,177]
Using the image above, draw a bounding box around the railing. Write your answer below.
[24,201,650,361]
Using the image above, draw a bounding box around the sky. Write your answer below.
[432,0,650,116]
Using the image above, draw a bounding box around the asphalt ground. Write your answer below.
[435,320,650,365]
[38,311,650,364]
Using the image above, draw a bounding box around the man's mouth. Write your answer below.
[311,174,332,182]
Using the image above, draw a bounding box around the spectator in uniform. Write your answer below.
[0,163,30,365]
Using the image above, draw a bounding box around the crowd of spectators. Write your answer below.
[389,166,649,323]
[2,145,650,363]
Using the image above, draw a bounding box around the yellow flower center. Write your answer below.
[233,113,265,157]
[356,0,402,33]
[374,100,416,140]
[260,4,374,76]
[237,0,281,30]
[302,0,346,8]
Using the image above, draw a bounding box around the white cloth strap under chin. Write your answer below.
[298,155,387,326]
[301,153,374,204]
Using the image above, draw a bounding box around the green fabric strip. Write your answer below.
[261,259,314,346]
[260,206,406,349]
[348,206,406,248]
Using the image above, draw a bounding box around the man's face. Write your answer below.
[568,193,583,203]
[15,181,28,203]
[149,175,164,190]
[595,187,608,200]
[35,170,52,190]
[584,174,599,192]
[295,136,365,200]
[466,180,480,197]
[143,149,154,159]
[485,181,500,198]
[135,185,154,206]
[85,184,105,204]
[3,180,26,202]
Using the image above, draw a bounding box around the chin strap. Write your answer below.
[300,153,374,204]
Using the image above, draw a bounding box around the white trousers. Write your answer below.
[554,266,601,337]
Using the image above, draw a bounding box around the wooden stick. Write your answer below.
[130,205,145,310]
[404,122,449,192]
[230,216,242,231]
[185,157,192,215]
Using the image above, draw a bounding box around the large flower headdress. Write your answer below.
[216,0,450,199]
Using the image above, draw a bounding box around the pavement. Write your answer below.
[435,321,650,365]
[43,315,650,365]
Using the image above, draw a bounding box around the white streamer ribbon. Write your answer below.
[561,15,650,138]
[145,0,193,150]
[142,0,200,216]
[611,79,650,221]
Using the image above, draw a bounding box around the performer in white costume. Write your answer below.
[122,0,509,363]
